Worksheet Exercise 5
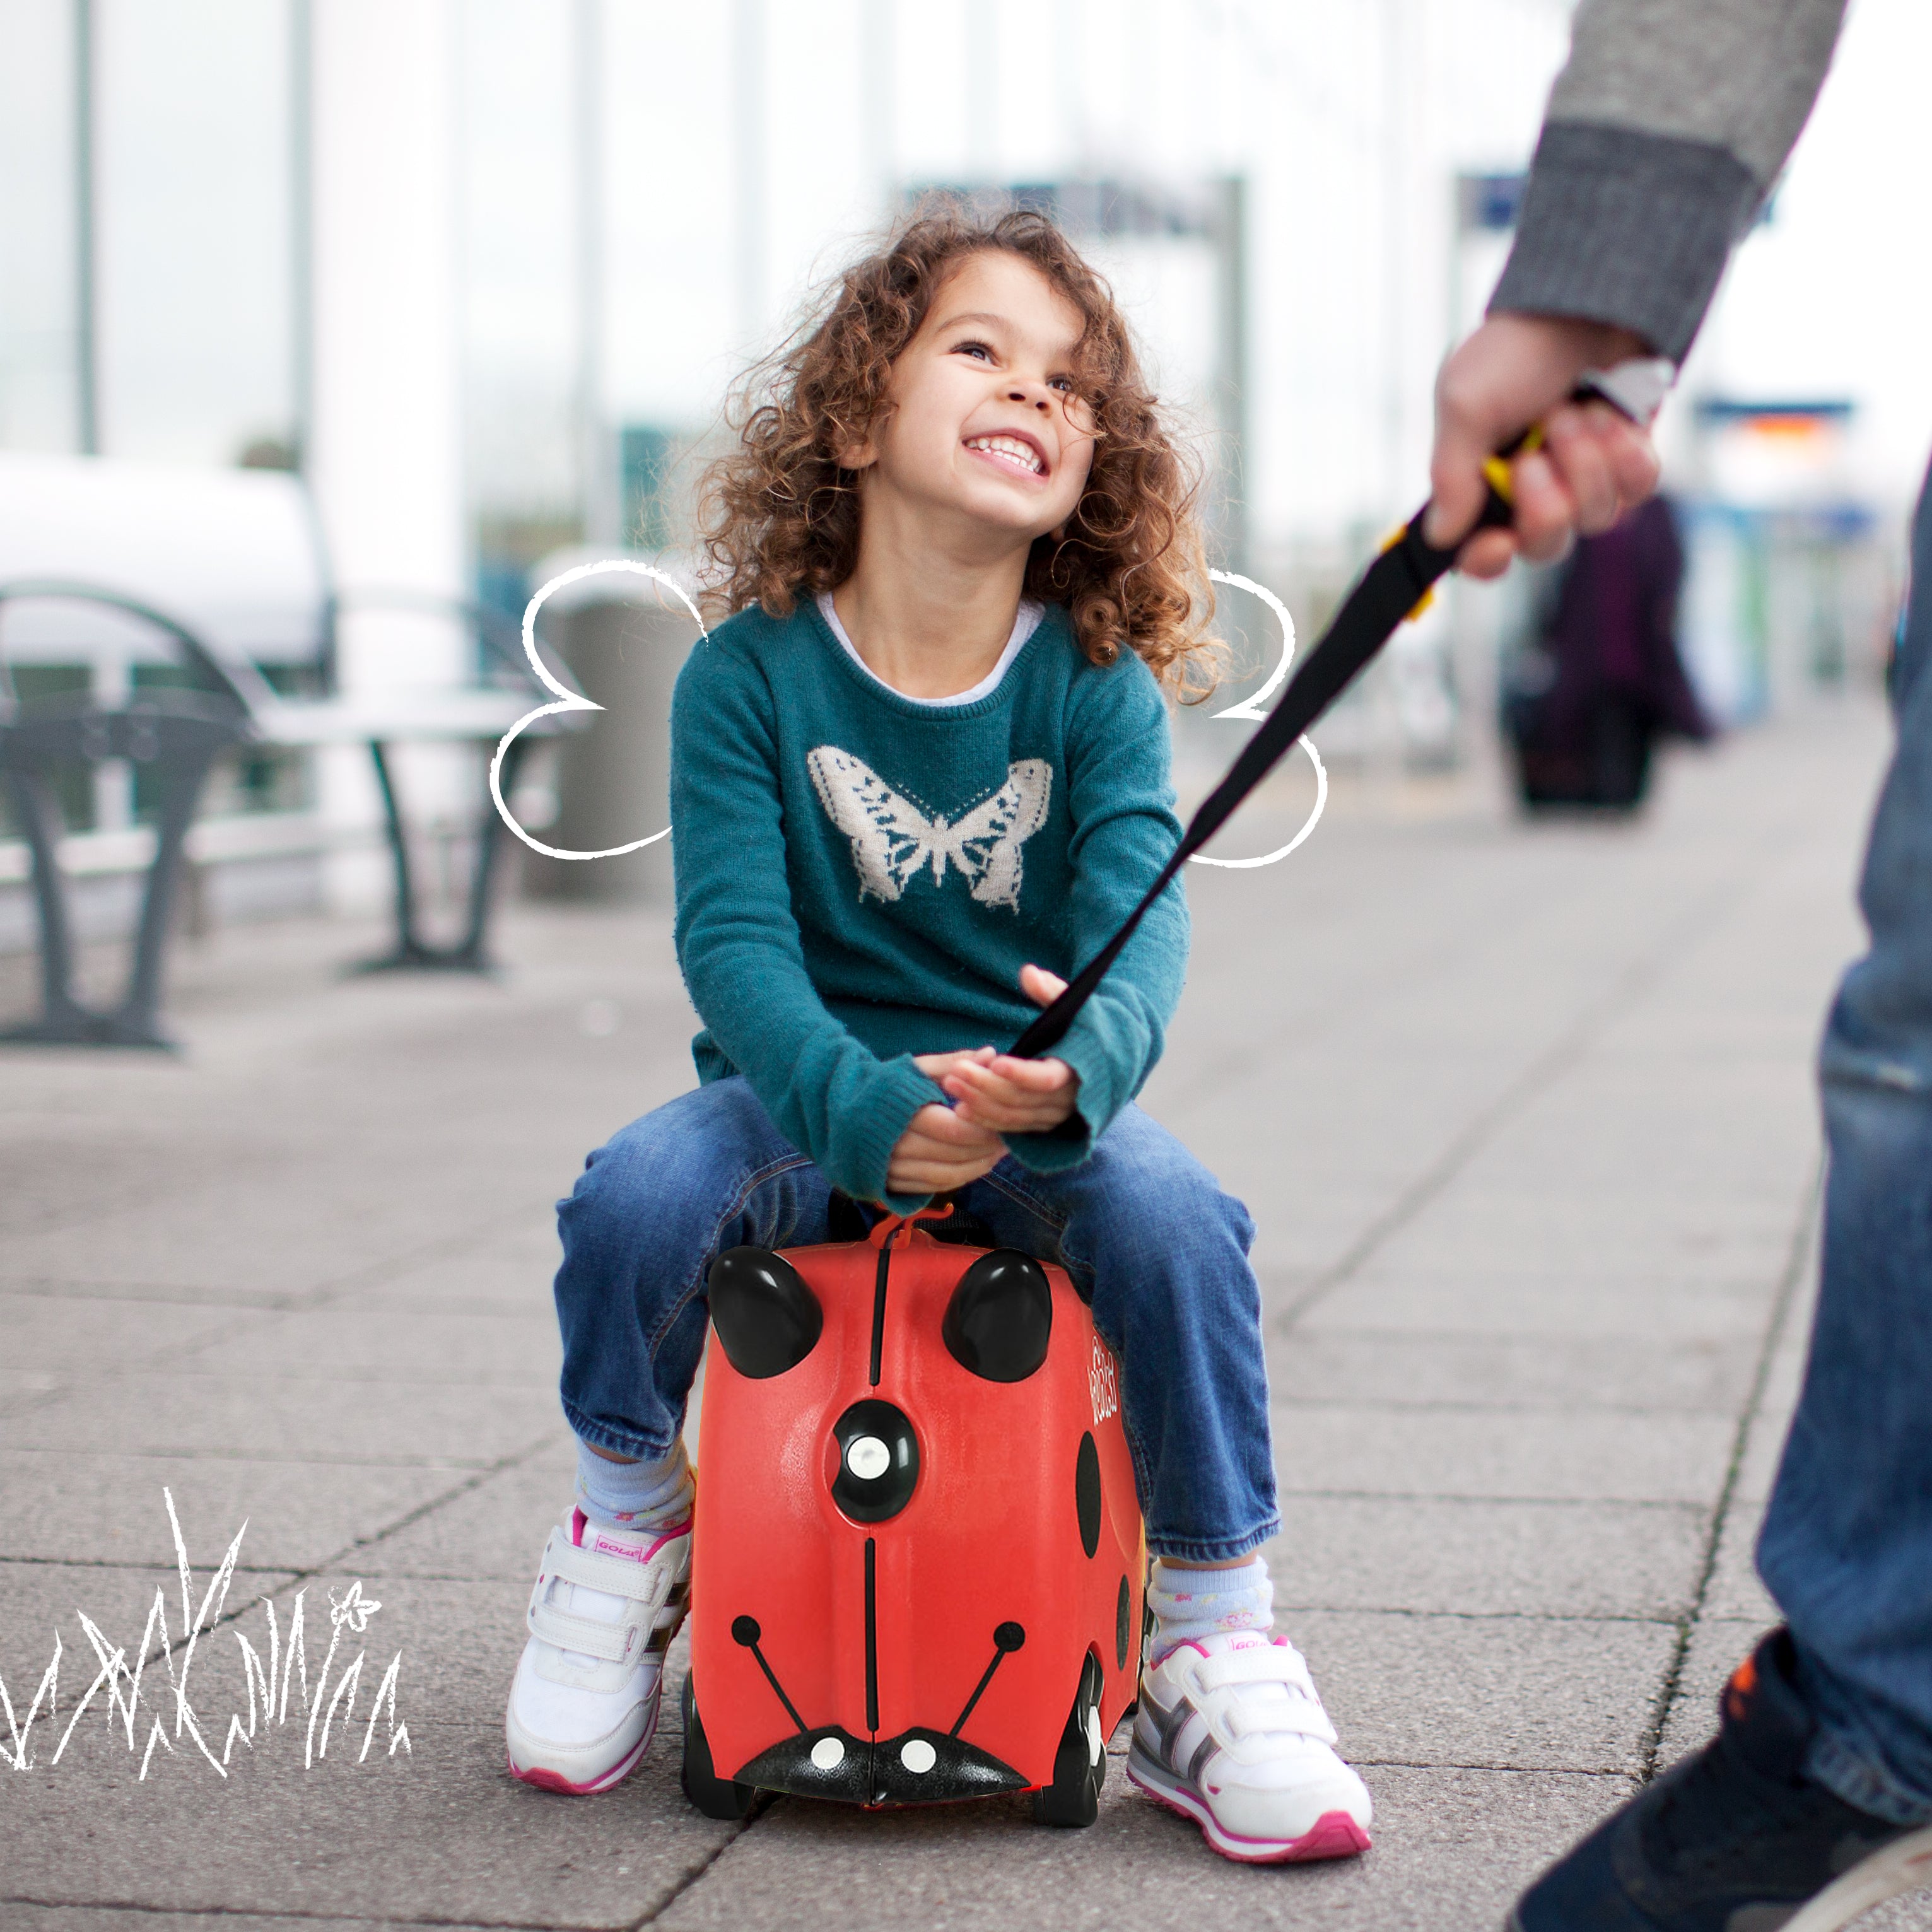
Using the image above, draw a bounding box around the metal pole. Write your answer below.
[1057,0,1087,171]
[291,0,314,470]
[73,0,99,455]
[575,0,615,545]
[1214,175,1249,575]
[966,0,996,183]
[1381,0,1405,518]
[860,0,896,219]
[734,0,766,348]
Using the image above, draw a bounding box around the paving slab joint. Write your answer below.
[1637,1171,1822,1781]
[632,1794,774,1928]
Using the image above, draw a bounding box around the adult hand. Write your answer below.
[1423,313,1663,580]
[937,964,1081,1135]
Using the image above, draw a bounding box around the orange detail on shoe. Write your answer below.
[1723,1652,1759,1723]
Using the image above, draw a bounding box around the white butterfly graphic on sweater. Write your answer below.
[807,746,1052,913]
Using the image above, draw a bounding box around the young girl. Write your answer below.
[503,207,1373,1864]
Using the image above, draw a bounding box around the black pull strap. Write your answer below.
[1010,491,1506,1059]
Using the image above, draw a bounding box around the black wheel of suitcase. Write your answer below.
[680,1672,756,1820]
[1032,1651,1106,1827]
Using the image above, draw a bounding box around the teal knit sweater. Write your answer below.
[669,596,1188,1212]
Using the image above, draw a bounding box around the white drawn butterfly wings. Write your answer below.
[807,746,1051,912]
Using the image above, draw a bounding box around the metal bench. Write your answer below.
[0,454,575,1048]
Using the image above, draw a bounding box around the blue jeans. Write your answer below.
[553,1078,1277,1563]
[1757,462,1932,1825]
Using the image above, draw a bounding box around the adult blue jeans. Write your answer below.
[1757,460,1932,1825]
[553,1077,1276,1564]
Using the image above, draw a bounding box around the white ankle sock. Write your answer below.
[574,1437,694,1534]
[1147,1555,1274,1658]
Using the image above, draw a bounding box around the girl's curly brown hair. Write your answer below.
[694,202,1221,697]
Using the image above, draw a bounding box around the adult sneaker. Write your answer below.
[505,1508,691,1794]
[1509,1628,1932,1931]
[1127,1629,1373,1862]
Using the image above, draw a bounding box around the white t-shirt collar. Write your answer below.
[817,592,1045,708]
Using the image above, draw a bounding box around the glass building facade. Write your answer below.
[0,0,303,469]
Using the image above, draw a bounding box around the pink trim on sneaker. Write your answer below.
[1148,1631,1282,1668]
[568,1507,693,1566]
[1151,1638,1216,1665]
[1286,1813,1375,1861]
[507,1726,648,1796]
[640,1520,692,1560]
[1127,1760,1372,1863]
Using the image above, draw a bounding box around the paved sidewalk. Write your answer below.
[3,695,1928,1930]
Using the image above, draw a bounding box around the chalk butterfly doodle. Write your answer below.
[807,747,1051,913]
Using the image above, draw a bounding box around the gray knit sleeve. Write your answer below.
[1489,0,1848,361]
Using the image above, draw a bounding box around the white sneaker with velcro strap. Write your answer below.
[1127,1629,1374,1862]
[505,1508,691,1794]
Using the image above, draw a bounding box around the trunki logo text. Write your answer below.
[1089,1337,1119,1427]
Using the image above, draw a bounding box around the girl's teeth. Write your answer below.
[969,437,1041,474]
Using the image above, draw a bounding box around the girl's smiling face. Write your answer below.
[840,249,1098,549]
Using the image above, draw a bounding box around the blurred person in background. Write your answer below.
[1504,493,1713,813]
[1423,0,1932,1926]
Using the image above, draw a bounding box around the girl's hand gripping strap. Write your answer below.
[1009,361,1671,1062]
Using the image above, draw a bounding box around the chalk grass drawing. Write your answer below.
[491,561,1330,873]
[0,1489,409,1781]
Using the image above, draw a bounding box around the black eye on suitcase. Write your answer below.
[942,1250,1053,1383]
[830,1398,920,1522]
[708,1246,824,1378]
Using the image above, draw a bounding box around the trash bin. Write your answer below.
[518,561,701,903]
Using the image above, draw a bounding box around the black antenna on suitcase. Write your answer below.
[949,1620,1027,1737]
[731,1615,807,1733]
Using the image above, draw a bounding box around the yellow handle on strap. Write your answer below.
[1482,422,1547,505]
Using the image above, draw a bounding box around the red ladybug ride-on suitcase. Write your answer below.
[682,1206,1145,1824]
